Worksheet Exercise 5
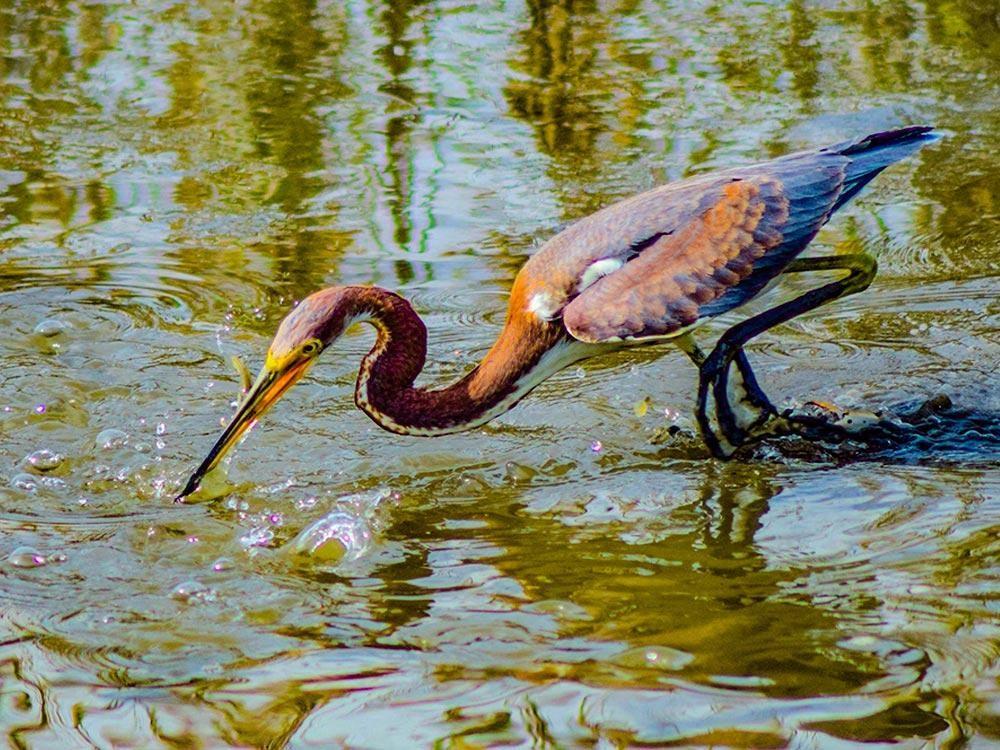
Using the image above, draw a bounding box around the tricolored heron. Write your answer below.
[177,126,936,501]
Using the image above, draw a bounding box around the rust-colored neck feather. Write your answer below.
[340,286,575,435]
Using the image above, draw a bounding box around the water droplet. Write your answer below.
[170,579,216,603]
[11,473,38,492]
[459,475,491,492]
[187,536,199,544]
[294,496,318,511]
[590,440,603,452]
[240,526,275,549]
[34,403,46,414]
[96,428,129,449]
[8,546,46,567]
[611,645,695,671]
[211,557,234,572]
[268,512,283,526]
[25,449,63,473]
[504,462,536,482]
[34,318,68,337]
[291,512,371,563]
[155,423,167,436]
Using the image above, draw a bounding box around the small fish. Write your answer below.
[231,355,252,393]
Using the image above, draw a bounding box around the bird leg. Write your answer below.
[675,334,777,458]
[694,252,878,457]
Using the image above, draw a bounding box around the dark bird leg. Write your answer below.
[696,252,878,457]
[675,334,777,457]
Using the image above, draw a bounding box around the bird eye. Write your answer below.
[300,340,321,356]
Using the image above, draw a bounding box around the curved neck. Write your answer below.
[344,287,585,435]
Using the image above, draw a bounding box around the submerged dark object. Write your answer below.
[787,394,1000,464]
[178,127,938,500]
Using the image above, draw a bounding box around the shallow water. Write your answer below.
[0,0,998,746]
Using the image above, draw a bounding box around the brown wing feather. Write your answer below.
[563,178,788,342]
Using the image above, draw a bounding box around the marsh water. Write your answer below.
[0,0,998,746]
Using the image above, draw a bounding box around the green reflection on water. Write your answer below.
[0,0,997,746]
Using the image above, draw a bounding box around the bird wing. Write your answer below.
[545,155,849,343]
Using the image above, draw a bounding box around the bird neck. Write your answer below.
[345,287,586,435]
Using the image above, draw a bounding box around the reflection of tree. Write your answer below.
[825,0,998,277]
[245,0,338,212]
[376,0,427,283]
[505,0,607,158]
[0,1,115,237]
[857,0,916,89]
[241,0,353,295]
[784,0,820,104]
[503,0,650,219]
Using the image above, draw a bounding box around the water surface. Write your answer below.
[0,0,998,746]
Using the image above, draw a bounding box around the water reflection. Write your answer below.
[0,0,997,746]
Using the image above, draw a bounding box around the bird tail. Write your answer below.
[827,126,938,212]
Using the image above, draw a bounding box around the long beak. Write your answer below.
[175,359,311,502]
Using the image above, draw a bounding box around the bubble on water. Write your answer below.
[8,546,46,567]
[34,318,68,337]
[225,497,250,512]
[25,449,63,472]
[211,557,234,572]
[11,473,38,492]
[590,440,603,452]
[96,428,129,449]
[155,422,167,436]
[240,526,275,549]
[34,403,46,414]
[268,512,283,526]
[170,579,216,603]
[504,462,536,482]
[291,511,371,564]
[459,474,491,493]
[294,496,318,511]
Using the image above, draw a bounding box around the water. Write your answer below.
[0,0,997,746]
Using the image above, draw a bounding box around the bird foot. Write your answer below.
[697,350,779,458]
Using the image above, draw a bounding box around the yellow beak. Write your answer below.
[175,359,311,502]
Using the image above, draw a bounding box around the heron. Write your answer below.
[176,126,936,501]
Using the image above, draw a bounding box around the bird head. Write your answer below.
[176,287,360,501]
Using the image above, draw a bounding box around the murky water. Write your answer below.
[0,0,997,746]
